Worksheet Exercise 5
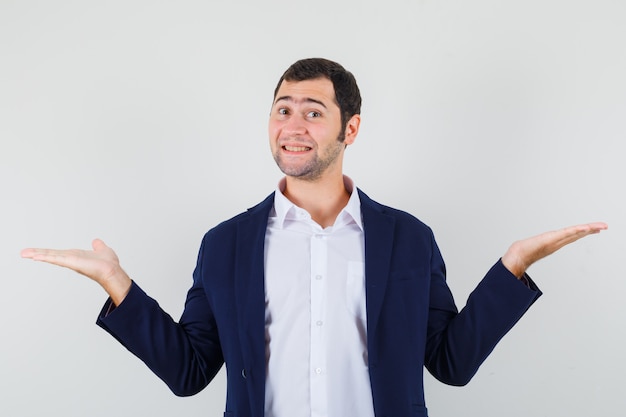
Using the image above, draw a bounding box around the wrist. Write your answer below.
[100,268,132,306]
[501,251,527,279]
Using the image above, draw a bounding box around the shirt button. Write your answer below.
[315,368,322,374]
[316,321,323,326]
[315,275,322,280]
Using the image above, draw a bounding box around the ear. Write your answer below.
[343,114,361,146]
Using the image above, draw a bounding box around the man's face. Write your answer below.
[269,78,351,182]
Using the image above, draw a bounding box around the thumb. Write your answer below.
[92,238,107,251]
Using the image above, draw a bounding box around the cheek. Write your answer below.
[268,127,284,155]
[268,120,281,138]
[268,124,277,145]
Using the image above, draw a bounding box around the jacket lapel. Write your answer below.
[358,189,396,366]
[234,193,274,416]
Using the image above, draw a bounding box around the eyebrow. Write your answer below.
[274,95,327,109]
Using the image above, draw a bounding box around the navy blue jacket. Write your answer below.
[98,189,541,417]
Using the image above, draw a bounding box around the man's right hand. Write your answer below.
[21,239,132,306]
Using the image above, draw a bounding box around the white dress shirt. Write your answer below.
[263,176,375,417]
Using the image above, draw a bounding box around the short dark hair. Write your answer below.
[273,58,362,135]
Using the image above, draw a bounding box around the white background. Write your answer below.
[1,1,624,416]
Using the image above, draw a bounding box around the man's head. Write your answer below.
[269,59,362,182]
[273,58,361,136]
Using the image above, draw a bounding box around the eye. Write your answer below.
[277,108,289,115]
[307,111,321,118]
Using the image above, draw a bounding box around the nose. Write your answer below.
[282,113,307,136]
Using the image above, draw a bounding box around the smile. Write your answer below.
[283,145,312,152]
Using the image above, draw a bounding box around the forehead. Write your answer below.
[274,78,338,108]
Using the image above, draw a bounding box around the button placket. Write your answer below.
[310,231,328,410]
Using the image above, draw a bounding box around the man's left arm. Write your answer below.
[424,222,607,385]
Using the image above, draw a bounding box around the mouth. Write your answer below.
[283,145,312,152]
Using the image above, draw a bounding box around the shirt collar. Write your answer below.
[272,175,363,231]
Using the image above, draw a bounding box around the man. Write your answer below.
[22,58,607,417]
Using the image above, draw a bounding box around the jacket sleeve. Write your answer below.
[96,238,224,396]
[424,233,541,386]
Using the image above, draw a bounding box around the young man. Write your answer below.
[22,58,607,417]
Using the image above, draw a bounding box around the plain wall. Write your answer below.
[1,1,624,416]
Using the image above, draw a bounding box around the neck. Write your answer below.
[283,174,350,228]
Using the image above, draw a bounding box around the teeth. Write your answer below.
[284,146,311,152]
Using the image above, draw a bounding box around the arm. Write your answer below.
[425,245,540,386]
[425,221,607,385]
[21,238,224,396]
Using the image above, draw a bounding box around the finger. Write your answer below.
[564,222,608,235]
[22,248,80,267]
[21,247,64,260]
[92,238,107,251]
[586,221,608,231]
[549,222,608,248]
[20,248,36,259]
[535,222,607,245]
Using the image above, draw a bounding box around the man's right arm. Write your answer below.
[21,237,224,396]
